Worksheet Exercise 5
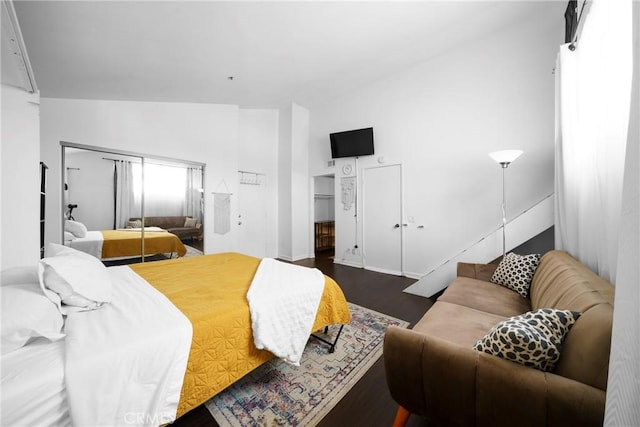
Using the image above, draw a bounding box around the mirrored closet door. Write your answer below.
[61,142,205,265]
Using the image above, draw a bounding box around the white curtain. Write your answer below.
[556,0,639,423]
[554,0,633,284]
[114,161,135,229]
[183,167,203,222]
[605,1,640,424]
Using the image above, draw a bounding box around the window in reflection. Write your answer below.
[130,163,203,223]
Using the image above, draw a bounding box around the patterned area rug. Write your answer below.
[183,245,203,257]
[205,303,408,426]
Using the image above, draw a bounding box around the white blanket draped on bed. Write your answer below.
[246,258,324,366]
[64,266,192,427]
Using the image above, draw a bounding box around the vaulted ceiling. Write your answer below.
[14,1,562,108]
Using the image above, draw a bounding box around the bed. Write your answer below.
[1,250,351,426]
[66,228,187,260]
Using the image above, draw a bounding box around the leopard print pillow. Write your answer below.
[491,252,541,298]
[474,308,581,371]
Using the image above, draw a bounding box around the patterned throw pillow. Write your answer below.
[491,252,541,298]
[474,308,581,371]
[126,219,142,229]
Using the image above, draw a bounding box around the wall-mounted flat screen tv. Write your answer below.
[330,127,374,159]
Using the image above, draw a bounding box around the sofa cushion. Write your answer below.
[529,251,614,390]
[491,253,540,298]
[184,217,197,228]
[438,277,531,318]
[474,308,580,372]
[530,251,614,312]
[129,216,187,230]
[553,304,613,390]
[413,301,509,348]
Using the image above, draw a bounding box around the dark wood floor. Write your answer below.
[172,250,435,427]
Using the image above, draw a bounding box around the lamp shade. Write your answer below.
[489,150,523,165]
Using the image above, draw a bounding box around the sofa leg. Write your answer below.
[393,406,410,427]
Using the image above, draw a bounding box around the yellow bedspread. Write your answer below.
[101,230,187,258]
[129,252,351,417]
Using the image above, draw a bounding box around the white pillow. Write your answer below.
[1,265,39,287]
[64,231,77,242]
[39,243,112,314]
[65,220,87,238]
[1,284,65,354]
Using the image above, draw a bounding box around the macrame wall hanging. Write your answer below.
[341,177,356,211]
[213,180,232,235]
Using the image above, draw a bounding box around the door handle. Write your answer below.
[393,224,400,229]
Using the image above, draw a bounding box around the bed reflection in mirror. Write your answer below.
[62,144,205,265]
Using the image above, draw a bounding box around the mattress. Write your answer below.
[0,338,70,427]
[130,252,351,417]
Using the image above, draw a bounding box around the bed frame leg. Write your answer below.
[311,324,344,353]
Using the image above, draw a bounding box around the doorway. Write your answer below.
[313,175,335,258]
[363,164,403,275]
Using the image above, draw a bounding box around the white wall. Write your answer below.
[39,98,239,255]
[277,102,312,261]
[1,84,40,269]
[314,175,334,195]
[308,12,563,276]
[65,149,114,231]
[238,108,279,257]
[291,103,311,260]
[314,176,335,222]
[278,104,293,259]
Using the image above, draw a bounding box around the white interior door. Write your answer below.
[363,164,402,275]
[237,176,267,258]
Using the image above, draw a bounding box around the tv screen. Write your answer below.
[330,127,374,159]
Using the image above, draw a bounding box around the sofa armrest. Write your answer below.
[384,326,605,427]
[456,262,498,282]
[384,325,477,425]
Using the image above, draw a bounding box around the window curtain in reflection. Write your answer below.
[554,0,633,284]
[183,167,203,223]
[114,161,135,229]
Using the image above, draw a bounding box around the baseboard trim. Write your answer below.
[402,271,422,280]
[334,259,363,269]
[364,266,402,276]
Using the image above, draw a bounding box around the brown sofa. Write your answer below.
[384,250,614,427]
[129,216,202,241]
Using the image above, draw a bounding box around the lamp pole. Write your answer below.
[500,162,509,260]
[489,150,523,260]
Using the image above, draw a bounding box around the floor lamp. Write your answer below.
[489,150,523,259]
